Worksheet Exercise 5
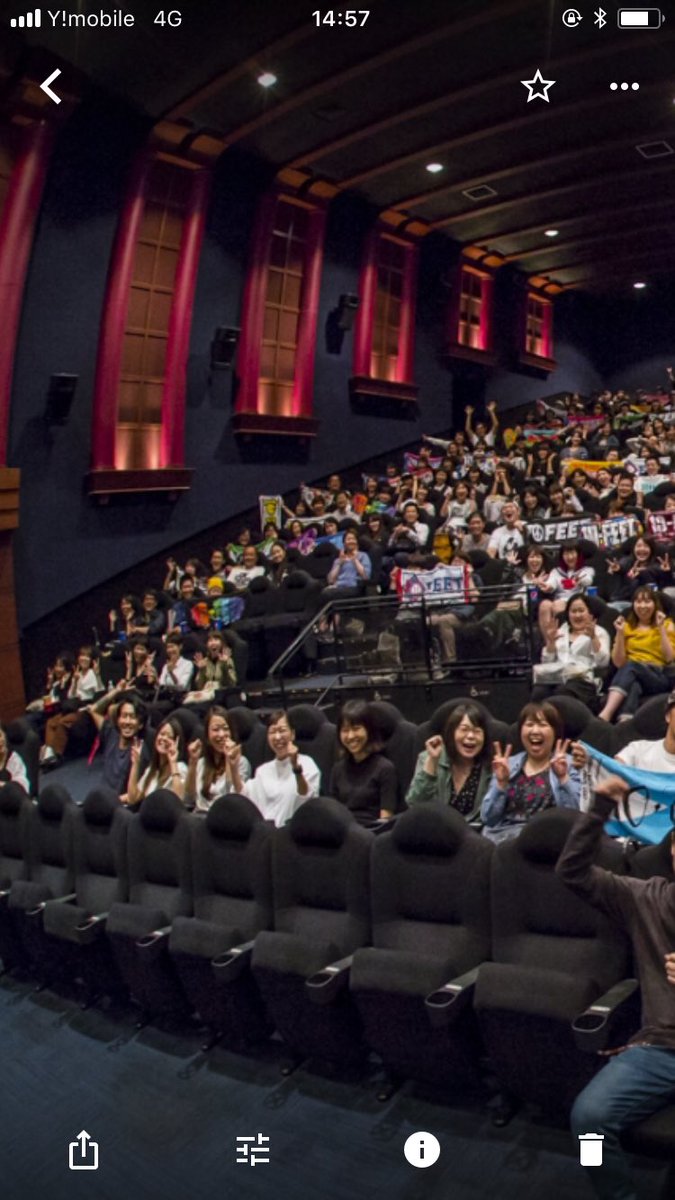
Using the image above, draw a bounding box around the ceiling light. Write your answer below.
[544,229,559,238]
[258,72,277,88]
[633,281,647,289]
[426,162,444,174]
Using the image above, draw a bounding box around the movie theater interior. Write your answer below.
[1,2,674,1197]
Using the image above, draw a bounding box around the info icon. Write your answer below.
[403,1131,441,1168]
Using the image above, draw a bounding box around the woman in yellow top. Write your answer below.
[598,586,675,722]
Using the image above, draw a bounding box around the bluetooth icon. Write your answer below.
[594,7,607,27]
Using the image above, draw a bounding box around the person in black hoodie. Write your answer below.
[557,774,675,1200]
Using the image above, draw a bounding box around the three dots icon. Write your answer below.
[610,81,640,90]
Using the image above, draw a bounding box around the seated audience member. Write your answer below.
[605,535,671,605]
[25,652,74,727]
[601,471,640,517]
[483,463,515,524]
[126,717,187,808]
[136,588,166,638]
[465,400,499,448]
[40,646,101,768]
[537,542,595,637]
[287,518,318,555]
[534,594,610,712]
[185,706,251,812]
[558,775,675,1200]
[191,632,237,695]
[87,693,146,801]
[324,529,371,595]
[109,594,143,641]
[363,511,390,549]
[480,702,583,843]
[387,501,430,553]
[266,540,291,587]
[163,555,183,596]
[406,703,491,821]
[227,545,266,591]
[333,489,359,522]
[158,634,193,695]
[168,575,203,634]
[208,548,228,579]
[460,511,490,554]
[575,686,675,818]
[598,586,675,722]
[240,710,320,827]
[440,479,475,531]
[328,700,397,825]
[520,486,547,522]
[118,639,159,699]
[226,526,253,564]
[486,501,525,559]
[0,722,29,791]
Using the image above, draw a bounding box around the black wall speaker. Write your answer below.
[45,374,78,425]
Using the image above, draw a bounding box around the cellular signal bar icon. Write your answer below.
[10,8,42,27]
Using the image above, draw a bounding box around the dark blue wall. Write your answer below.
[9,97,671,632]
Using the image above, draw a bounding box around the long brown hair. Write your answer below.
[141,717,184,799]
[201,706,239,800]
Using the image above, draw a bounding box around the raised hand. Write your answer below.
[188,738,202,763]
[656,610,667,628]
[607,558,621,574]
[130,738,143,767]
[614,615,626,633]
[226,741,241,768]
[425,734,444,763]
[570,741,588,770]
[287,741,300,768]
[193,650,206,668]
[665,952,675,987]
[492,741,513,788]
[551,738,571,781]
[166,739,179,768]
[658,554,671,571]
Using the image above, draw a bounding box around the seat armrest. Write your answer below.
[136,925,172,956]
[28,891,77,918]
[306,954,353,1005]
[75,911,109,946]
[425,966,480,1028]
[572,978,640,1054]
[211,940,255,982]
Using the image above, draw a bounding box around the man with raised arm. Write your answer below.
[556,774,675,1200]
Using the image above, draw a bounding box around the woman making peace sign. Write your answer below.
[480,702,583,843]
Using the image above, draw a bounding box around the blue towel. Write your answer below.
[581,742,675,845]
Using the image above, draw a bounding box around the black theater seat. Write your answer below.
[0,782,33,972]
[41,787,130,1002]
[287,703,337,785]
[169,794,273,1047]
[252,798,371,1068]
[106,790,192,1021]
[7,784,77,982]
[350,805,492,1091]
[369,701,418,804]
[474,809,632,1116]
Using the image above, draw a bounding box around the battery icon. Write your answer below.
[618,8,664,26]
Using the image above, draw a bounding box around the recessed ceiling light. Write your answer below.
[426,162,444,174]
[544,229,559,238]
[258,72,277,88]
[633,281,647,289]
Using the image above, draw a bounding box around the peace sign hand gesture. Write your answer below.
[658,553,671,572]
[492,741,513,789]
[551,738,570,782]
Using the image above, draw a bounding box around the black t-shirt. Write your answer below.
[100,722,132,795]
[329,753,398,823]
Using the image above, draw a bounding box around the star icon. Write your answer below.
[521,68,556,102]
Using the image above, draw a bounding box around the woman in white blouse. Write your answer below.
[234,710,320,827]
[126,717,187,808]
[533,594,610,713]
[185,706,252,812]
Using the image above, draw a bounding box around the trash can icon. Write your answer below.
[578,1133,604,1166]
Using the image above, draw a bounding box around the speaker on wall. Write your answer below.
[44,374,78,425]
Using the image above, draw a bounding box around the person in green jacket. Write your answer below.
[405,702,492,822]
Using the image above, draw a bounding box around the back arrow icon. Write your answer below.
[40,68,62,104]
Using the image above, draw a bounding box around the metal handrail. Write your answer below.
[266,585,536,706]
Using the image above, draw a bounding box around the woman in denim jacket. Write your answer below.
[481,701,583,843]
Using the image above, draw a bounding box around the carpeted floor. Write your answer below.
[1,974,664,1200]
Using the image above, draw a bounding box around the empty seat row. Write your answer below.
[2,781,672,1175]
